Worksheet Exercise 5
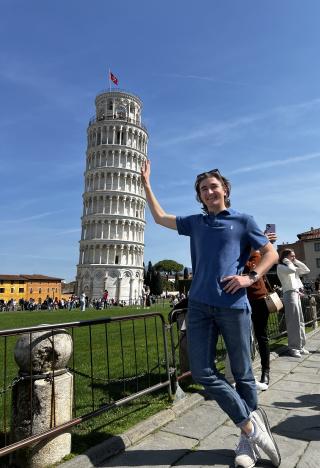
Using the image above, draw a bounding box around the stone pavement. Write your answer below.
[62,329,320,468]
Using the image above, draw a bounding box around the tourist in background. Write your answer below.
[277,249,310,357]
[80,292,86,312]
[244,231,276,387]
[102,290,109,308]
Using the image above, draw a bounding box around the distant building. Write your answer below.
[62,281,76,296]
[277,227,320,283]
[0,274,63,302]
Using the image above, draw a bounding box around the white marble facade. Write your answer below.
[76,90,147,302]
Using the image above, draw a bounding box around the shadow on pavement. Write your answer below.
[272,394,320,411]
[273,413,320,442]
[96,448,235,467]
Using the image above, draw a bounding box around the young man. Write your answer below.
[141,162,281,468]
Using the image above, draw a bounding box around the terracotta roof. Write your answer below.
[20,274,63,281]
[0,274,63,281]
[297,228,320,240]
[0,274,25,281]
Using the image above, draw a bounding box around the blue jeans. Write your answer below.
[187,299,257,427]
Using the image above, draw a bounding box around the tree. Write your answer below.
[174,272,179,290]
[183,267,189,279]
[143,262,147,284]
[145,261,153,287]
[154,259,183,274]
[150,271,163,295]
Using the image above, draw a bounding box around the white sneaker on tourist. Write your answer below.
[249,408,281,467]
[255,378,268,391]
[300,347,310,355]
[235,433,260,468]
[288,348,301,358]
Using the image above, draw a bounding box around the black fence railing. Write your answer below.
[168,294,320,381]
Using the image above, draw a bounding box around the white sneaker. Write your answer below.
[249,408,281,467]
[255,378,268,391]
[300,347,310,355]
[235,433,260,468]
[288,348,301,358]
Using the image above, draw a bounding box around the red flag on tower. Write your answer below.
[109,71,118,85]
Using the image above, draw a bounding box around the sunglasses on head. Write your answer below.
[196,168,220,179]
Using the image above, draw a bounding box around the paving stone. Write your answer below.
[124,409,176,445]
[306,340,320,349]
[299,360,320,368]
[258,405,288,428]
[174,450,234,467]
[297,440,320,467]
[305,354,320,362]
[269,360,300,372]
[62,436,131,468]
[308,338,320,351]
[197,422,240,450]
[270,379,316,394]
[267,371,287,386]
[283,371,320,384]
[171,393,204,417]
[290,365,320,375]
[99,431,198,467]
[271,434,307,468]
[161,402,228,440]
[273,408,320,441]
[174,426,237,468]
[258,388,320,410]
[200,399,221,409]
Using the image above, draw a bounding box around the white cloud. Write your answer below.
[156,97,320,147]
[2,210,65,224]
[155,72,267,88]
[230,151,320,174]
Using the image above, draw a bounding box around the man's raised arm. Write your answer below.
[141,160,177,230]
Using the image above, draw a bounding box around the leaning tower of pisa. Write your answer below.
[76,89,148,303]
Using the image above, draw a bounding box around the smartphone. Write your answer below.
[265,223,276,234]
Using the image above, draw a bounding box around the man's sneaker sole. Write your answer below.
[235,460,256,468]
[256,407,281,467]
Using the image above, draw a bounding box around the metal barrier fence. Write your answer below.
[168,295,320,381]
[0,313,171,458]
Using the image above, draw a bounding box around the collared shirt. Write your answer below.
[176,208,268,308]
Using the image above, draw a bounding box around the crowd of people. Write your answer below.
[0,290,159,312]
[0,297,69,311]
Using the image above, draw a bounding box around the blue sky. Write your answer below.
[1,1,320,281]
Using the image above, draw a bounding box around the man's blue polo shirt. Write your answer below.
[176,208,268,309]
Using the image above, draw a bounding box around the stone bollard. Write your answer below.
[11,328,73,468]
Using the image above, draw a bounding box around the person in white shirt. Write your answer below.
[277,249,310,357]
[80,292,86,312]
